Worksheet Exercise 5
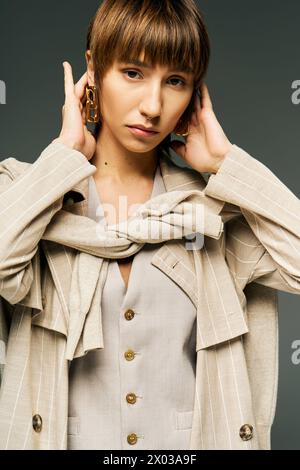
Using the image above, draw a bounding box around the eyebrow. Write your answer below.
[122,59,193,75]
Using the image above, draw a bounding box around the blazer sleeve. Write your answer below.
[0,141,96,305]
[203,144,300,295]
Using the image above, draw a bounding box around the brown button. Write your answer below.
[124,309,135,321]
[126,393,137,404]
[124,349,135,361]
[32,414,43,433]
[127,433,138,445]
[239,424,253,441]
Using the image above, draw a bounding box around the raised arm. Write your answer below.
[0,62,97,305]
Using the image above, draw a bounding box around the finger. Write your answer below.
[74,71,89,100]
[63,62,75,101]
[200,83,213,110]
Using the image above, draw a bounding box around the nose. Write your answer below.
[139,85,162,121]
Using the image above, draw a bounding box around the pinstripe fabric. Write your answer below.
[0,141,299,449]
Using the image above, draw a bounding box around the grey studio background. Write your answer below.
[0,0,299,450]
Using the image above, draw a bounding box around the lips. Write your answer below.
[128,125,159,133]
[127,126,159,138]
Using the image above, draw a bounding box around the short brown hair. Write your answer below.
[86,0,210,148]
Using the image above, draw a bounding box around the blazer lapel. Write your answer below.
[150,152,249,350]
[150,151,223,309]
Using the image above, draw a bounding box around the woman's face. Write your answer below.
[86,50,195,152]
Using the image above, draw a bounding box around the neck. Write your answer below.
[90,124,159,186]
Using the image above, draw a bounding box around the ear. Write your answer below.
[85,49,95,87]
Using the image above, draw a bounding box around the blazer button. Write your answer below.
[124,309,135,321]
[124,349,135,361]
[126,393,137,404]
[127,433,138,445]
[32,414,43,433]
[239,424,253,441]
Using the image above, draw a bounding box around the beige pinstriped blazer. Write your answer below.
[0,141,299,450]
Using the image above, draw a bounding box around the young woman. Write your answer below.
[0,0,300,450]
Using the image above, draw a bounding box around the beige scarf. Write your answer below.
[41,169,224,361]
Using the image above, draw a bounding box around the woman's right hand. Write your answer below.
[52,61,97,161]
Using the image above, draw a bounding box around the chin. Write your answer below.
[122,140,157,154]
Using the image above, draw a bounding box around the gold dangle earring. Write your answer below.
[174,118,190,137]
[85,85,100,123]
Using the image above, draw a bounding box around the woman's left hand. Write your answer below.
[170,83,234,174]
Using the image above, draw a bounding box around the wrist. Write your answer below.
[210,156,225,174]
[210,143,234,174]
[52,137,79,151]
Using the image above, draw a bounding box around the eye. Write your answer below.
[168,77,186,88]
[122,69,142,80]
[122,69,186,88]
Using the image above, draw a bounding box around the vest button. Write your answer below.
[126,393,137,404]
[124,349,135,361]
[127,433,138,445]
[124,309,135,321]
[239,424,253,441]
[32,414,43,433]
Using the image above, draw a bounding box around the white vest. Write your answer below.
[68,165,197,450]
